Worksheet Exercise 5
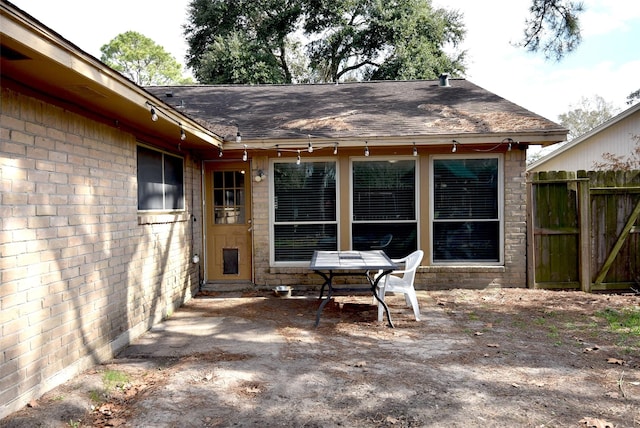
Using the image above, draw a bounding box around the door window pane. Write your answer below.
[213,171,246,224]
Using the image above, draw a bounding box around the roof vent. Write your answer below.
[439,73,450,87]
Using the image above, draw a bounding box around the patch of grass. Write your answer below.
[88,389,104,403]
[597,308,640,335]
[596,307,640,350]
[533,317,547,326]
[102,369,130,391]
[511,319,526,329]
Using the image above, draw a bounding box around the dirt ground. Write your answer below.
[2,288,639,428]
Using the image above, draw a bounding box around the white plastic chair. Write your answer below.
[375,250,424,322]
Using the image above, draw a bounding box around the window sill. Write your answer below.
[138,212,189,225]
[422,265,505,273]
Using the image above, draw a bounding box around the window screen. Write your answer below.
[432,157,500,262]
[137,145,184,211]
[352,160,417,259]
[273,161,337,262]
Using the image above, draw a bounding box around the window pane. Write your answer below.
[224,171,234,187]
[164,153,184,210]
[273,161,337,262]
[433,158,498,219]
[274,224,337,261]
[274,162,336,222]
[432,157,500,262]
[137,146,184,211]
[433,221,499,261]
[137,147,163,210]
[213,189,224,206]
[352,223,417,259]
[353,160,415,221]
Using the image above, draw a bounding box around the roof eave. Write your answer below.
[0,2,222,151]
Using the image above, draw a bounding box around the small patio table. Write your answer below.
[310,250,397,328]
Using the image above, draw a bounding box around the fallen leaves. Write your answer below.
[606,357,625,365]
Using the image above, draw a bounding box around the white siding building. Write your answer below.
[527,103,640,172]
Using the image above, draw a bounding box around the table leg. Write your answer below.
[316,271,330,300]
[371,269,394,328]
[315,270,333,327]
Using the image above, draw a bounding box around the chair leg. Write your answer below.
[377,287,386,322]
[406,289,421,321]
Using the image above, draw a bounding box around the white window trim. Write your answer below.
[349,156,420,251]
[269,157,340,267]
[429,153,504,266]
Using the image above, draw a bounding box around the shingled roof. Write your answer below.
[146,79,566,145]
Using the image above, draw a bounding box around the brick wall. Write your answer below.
[251,150,528,290]
[0,87,202,418]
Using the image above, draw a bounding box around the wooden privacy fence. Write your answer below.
[527,170,640,292]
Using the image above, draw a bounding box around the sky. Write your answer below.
[9,0,640,150]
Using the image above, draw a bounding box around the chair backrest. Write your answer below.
[378,234,393,248]
[398,250,424,286]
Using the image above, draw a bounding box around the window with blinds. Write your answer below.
[273,161,337,262]
[137,145,184,211]
[352,160,417,259]
[432,156,501,262]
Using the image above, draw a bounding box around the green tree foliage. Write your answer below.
[100,31,193,85]
[303,0,465,82]
[519,0,584,61]
[184,0,303,84]
[558,95,617,140]
[183,0,466,84]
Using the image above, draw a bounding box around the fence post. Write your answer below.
[577,171,591,292]
[526,173,535,288]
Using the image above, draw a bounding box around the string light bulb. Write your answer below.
[452,140,458,153]
[296,150,301,165]
[333,143,338,155]
[276,145,281,157]
[501,137,515,151]
[218,147,223,158]
[412,142,418,156]
[180,125,186,141]
[236,131,242,143]
[242,145,248,162]
[364,142,370,157]
[307,135,313,153]
[150,106,158,122]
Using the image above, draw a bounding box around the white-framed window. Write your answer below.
[137,144,184,211]
[271,159,338,264]
[430,154,503,264]
[351,158,418,259]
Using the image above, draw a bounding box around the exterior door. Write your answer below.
[204,162,252,282]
